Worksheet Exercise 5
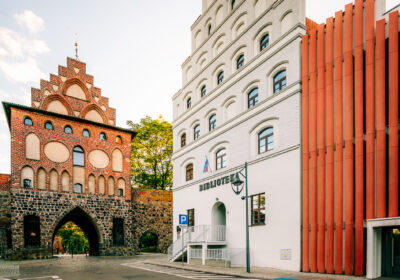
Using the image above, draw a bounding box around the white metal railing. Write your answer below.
[207,248,228,260]
[168,225,226,261]
[189,248,202,259]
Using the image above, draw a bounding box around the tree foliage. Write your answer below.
[127,116,173,190]
[55,221,89,254]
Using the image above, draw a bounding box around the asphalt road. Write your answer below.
[1,255,184,280]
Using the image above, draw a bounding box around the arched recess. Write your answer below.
[88,174,95,194]
[62,78,91,101]
[222,96,237,122]
[61,171,70,192]
[215,5,224,26]
[52,207,101,256]
[42,95,73,116]
[81,104,107,124]
[21,166,34,189]
[49,169,58,191]
[112,149,123,172]
[108,176,115,196]
[280,10,293,35]
[25,133,40,160]
[194,30,202,49]
[117,178,126,197]
[138,230,159,252]
[98,176,105,195]
[254,0,267,18]
[231,12,247,39]
[37,168,46,190]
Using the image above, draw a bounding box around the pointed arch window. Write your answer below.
[231,0,235,10]
[258,127,274,153]
[208,24,212,35]
[209,114,216,131]
[73,146,84,167]
[248,88,259,109]
[260,34,269,51]
[186,163,193,181]
[24,117,33,126]
[201,85,206,97]
[116,136,122,144]
[216,148,227,170]
[187,97,192,109]
[45,121,53,130]
[237,54,244,69]
[217,71,224,85]
[273,70,286,93]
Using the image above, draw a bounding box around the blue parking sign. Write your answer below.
[179,214,188,225]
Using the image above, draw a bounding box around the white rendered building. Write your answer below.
[170,0,306,271]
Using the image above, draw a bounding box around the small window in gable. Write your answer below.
[64,125,72,134]
[209,114,216,131]
[118,189,124,197]
[258,127,274,153]
[216,148,227,170]
[186,163,193,181]
[237,55,244,69]
[100,132,107,141]
[116,136,122,144]
[45,121,53,130]
[248,88,259,109]
[82,129,90,137]
[273,70,286,93]
[260,34,269,51]
[201,85,207,98]
[24,117,33,126]
[23,179,32,188]
[217,71,224,85]
[181,133,186,147]
[193,125,200,140]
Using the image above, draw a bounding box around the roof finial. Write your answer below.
[74,33,79,60]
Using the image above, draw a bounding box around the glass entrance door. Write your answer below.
[382,227,400,277]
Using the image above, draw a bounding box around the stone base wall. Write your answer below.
[132,189,173,253]
[9,189,133,259]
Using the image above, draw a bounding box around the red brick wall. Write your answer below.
[0,174,10,191]
[10,107,132,200]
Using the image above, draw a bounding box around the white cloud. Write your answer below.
[14,10,44,34]
[0,57,47,84]
[0,27,49,58]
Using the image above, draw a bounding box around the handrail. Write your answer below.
[168,225,226,261]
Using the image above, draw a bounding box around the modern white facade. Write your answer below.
[171,0,306,271]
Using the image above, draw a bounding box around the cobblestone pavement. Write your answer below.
[0,255,183,280]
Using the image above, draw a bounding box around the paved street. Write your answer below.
[0,255,257,280]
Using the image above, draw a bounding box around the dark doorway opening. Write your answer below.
[52,207,100,256]
[382,227,400,277]
[53,221,88,255]
[139,232,158,252]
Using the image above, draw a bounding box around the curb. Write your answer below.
[142,261,271,279]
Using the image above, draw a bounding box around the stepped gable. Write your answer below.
[30,57,116,126]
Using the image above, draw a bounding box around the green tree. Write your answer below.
[127,116,173,190]
[55,222,89,254]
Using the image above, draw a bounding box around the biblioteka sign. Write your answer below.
[199,172,237,192]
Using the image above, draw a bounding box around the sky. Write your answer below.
[0,0,399,174]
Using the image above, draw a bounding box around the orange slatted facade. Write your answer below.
[301,1,400,276]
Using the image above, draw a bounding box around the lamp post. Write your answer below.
[230,162,250,273]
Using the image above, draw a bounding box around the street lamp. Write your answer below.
[230,162,250,273]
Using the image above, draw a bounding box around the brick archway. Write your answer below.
[51,206,101,256]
